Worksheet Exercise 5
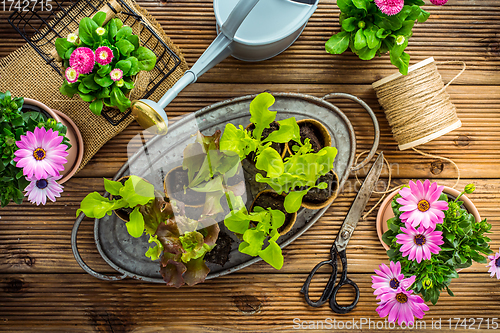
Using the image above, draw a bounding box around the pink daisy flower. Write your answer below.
[397,179,448,229]
[430,0,448,5]
[69,47,95,75]
[14,127,68,180]
[65,67,79,83]
[372,262,416,298]
[110,68,123,82]
[24,174,63,205]
[95,46,114,66]
[374,0,404,16]
[487,248,500,279]
[396,224,444,263]
[376,287,429,326]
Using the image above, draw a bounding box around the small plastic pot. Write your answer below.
[286,118,332,155]
[376,186,481,251]
[163,166,205,208]
[301,170,339,210]
[250,189,297,235]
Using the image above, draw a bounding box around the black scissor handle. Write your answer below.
[300,259,338,307]
[329,249,360,314]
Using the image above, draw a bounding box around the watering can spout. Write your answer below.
[131,0,260,135]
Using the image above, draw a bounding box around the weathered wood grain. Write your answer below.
[1,178,498,275]
[1,273,499,332]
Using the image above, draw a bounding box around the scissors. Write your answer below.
[300,152,384,314]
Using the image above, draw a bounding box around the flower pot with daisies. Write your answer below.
[55,12,157,116]
[379,180,493,305]
[326,0,449,75]
[0,91,72,206]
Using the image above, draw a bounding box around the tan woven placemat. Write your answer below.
[0,0,188,172]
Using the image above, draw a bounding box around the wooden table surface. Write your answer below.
[1,0,500,332]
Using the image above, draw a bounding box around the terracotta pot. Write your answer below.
[23,98,62,123]
[376,186,481,251]
[163,166,204,208]
[250,190,297,235]
[52,110,84,184]
[301,170,339,210]
[245,122,287,159]
[286,118,332,155]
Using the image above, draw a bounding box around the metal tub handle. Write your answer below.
[72,213,128,281]
[322,93,380,171]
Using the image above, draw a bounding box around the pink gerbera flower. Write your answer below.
[374,0,404,16]
[24,174,63,205]
[372,262,416,298]
[396,224,444,263]
[487,248,500,279]
[65,67,79,83]
[95,46,114,66]
[397,180,448,229]
[110,68,123,82]
[376,287,429,326]
[430,0,448,5]
[69,47,95,75]
[13,127,68,180]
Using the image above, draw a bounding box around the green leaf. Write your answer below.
[126,56,140,76]
[106,18,118,41]
[284,189,308,214]
[395,20,415,37]
[59,82,79,98]
[116,25,133,41]
[55,38,74,59]
[126,35,140,50]
[363,25,380,49]
[116,39,135,57]
[325,31,350,55]
[64,46,76,60]
[224,208,251,234]
[97,64,112,76]
[110,86,131,112]
[95,74,114,88]
[354,29,367,50]
[374,12,403,31]
[145,235,163,261]
[337,0,356,15]
[103,178,123,195]
[358,45,379,60]
[78,83,92,94]
[417,9,430,23]
[82,74,101,91]
[390,51,410,75]
[341,17,358,32]
[118,175,154,207]
[89,99,104,116]
[78,93,95,102]
[79,17,99,46]
[376,28,391,39]
[76,192,122,218]
[255,147,284,178]
[115,60,132,76]
[259,240,283,270]
[92,11,106,27]
[239,229,266,257]
[264,117,300,143]
[134,46,157,72]
[126,207,145,238]
[249,92,276,141]
[352,0,367,11]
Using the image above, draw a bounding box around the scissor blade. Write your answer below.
[335,153,384,252]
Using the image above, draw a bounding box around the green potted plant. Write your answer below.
[0,91,72,207]
[56,12,157,115]
[326,0,449,74]
[380,180,493,305]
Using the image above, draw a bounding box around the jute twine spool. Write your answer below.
[357,57,466,219]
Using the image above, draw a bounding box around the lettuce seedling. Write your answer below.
[219,92,301,161]
[77,175,155,238]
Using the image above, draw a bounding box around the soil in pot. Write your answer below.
[302,171,337,204]
[289,122,325,153]
[165,167,205,206]
[246,121,285,163]
[21,104,52,120]
[252,191,295,234]
[205,230,233,266]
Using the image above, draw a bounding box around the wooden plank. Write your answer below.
[1,178,498,275]
[1,273,499,332]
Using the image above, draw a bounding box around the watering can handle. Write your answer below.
[71,213,128,282]
[322,93,380,172]
[156,0,260,110]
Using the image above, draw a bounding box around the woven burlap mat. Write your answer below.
[0,0,188,172]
